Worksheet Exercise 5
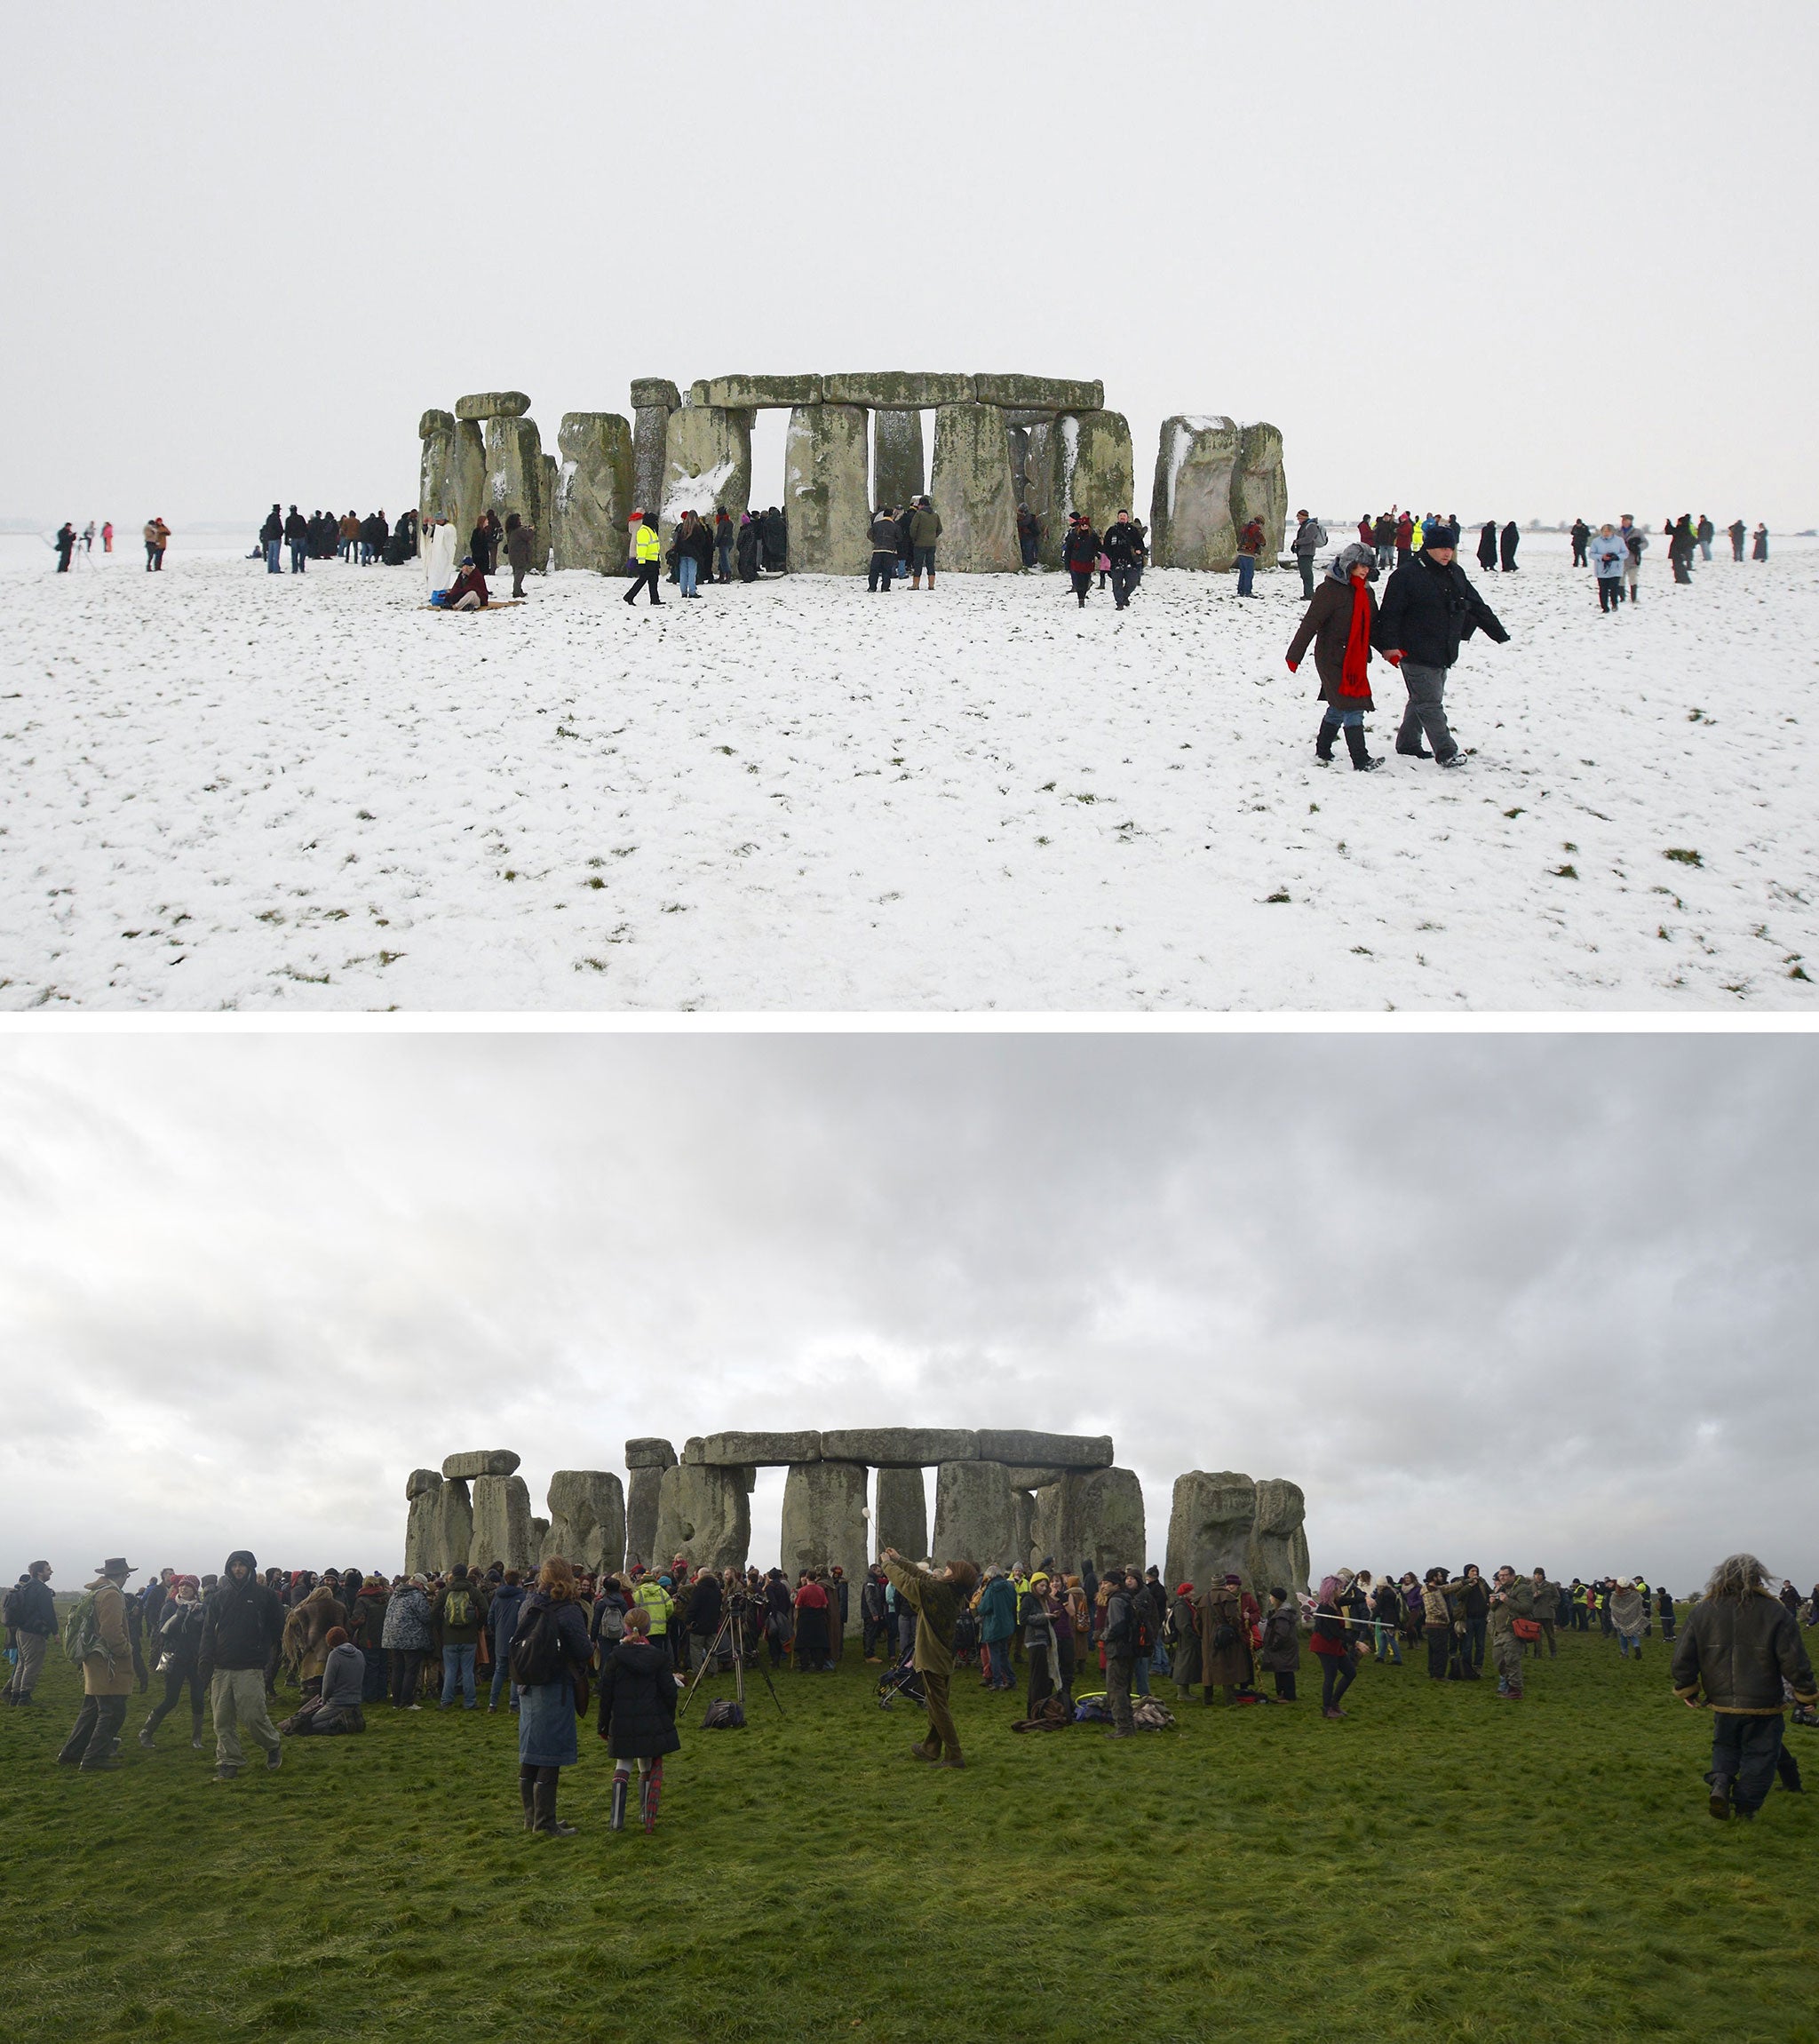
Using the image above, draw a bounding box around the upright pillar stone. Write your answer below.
[931,1459,1016,1567]
[419,416,486,546]
[874,1465,927,1559]
[544,1470,627,1574]
[1012,1489,1037,1570]
[653,1463,751,1574]
[434,1478,473,1579]
[469,1473,536,1573]
[624,1437,676,1571]
[1164,1470,1258,1590]
[1033,1467,1146,1577]
[930,402,1021,572]
[483,414,545,542]
[554,412,634,572]
[780,1461,869,1628]
[659,404,751,545]
[783,403,871,574]
[1248,1478,1310,1596]
[1149,416,1241,570]
[404,1468,443,1576]
[1067,410,1136,532]
[631,378,680,516]
[872,408,925,508]
[540,454,558,570]
[1232,422,1288,561]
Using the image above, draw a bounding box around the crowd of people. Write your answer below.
[255,505,417,574]
[8,1544,1815,1829]
[49,520,114,569]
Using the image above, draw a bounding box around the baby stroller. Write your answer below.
[952,1609,980,1670]
[877,1642,925,1710]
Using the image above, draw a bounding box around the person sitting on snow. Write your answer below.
[436,556,489,611]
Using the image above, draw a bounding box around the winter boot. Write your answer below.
[1315,719,1338,765]
[610,1770,629,1832]
[191,1714,205,1750]
[139,1723,157,1749]
[531,1773,576,1838]
[1395,738,1433,759]
[520,1765,536,1831]
[1344,724,1382,772]
[1706,1770,1734,1819]
[640,1763,663,1834]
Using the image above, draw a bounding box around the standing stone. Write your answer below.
[1033,1467,1146,1576]
[653,1463,751,1574]
[780,1461,869,1629]
[1022,420,1065,568]
[544,1470,627,1575]
[931,402,1021,573]
[421,417,486,546]
[624,1437,675,1571]
[1164,1470,1258,1591]
[540,454,558,571]
[1149,416,1241,570]
[1247,1478,1310,1596]
[1067,410,1136,532]
[631,382,679,518]
[931,1459,1016,1568]
[783,404,872,574]
[469,1473,536,1573]
[659,404,751,545]
[554,412,635,573]
[483,415,545,542]
[1012,1490,1037,1570]
[871,409,925,508]
[874,1465,928,1559]
[404,1469,443,1577]
[434,1478,473,1579]
[1232,422,1288,561]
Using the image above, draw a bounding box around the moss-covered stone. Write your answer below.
[783,403,870,574]
[629,378,680,412]
[454,390,530,421]
[482,415,545,546]
[823,371,974,409]
[1148,416,1241,570]
[420,417,487,545]
[973,373,1104,411]
[872,409,925,507]
[930,402,1021,573]
[553,412,635,572]
[1232,421,1288,561]
[417,409,454,441]
[704,373,823,409]
[659,405,751,542]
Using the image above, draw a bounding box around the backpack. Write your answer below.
[61,1590,107,1668]
[2,1584,28,1630]
[443,1588,474,1631]
[702,1698,745,1730]
[510,1604,560,1686]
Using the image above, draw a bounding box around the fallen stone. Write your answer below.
[405,1467,442,1500]
[823,371,973,409]
[1248,1477,1310,1596]
[659,404,751,542]
[704,373,823,410]
[684,1429,821,1467]
[624,1437,677,1470]
[653,1463,750,1574]
[625,1467,663,1571]
[1164,1469,1258,1590]
[781,1461,869,1626]
[554,412,634,572]
[469,1473,536,1572]
[455,391,530,421]
[870,410,925,509]
[441,1450,521,1480]
[973,373,1104,412]
[630,378,681,413]
[930,402,1021,572]
[1232,421,1288,561]
[1148,416,1240,570]
[783,404,872,574]
[820,1428,978,1466]
[544,1470,626,1576]
[874,1465,928,1558]
[931,1459,1017,1568]
[418,409,455,441]
[976,1429,1112,1470]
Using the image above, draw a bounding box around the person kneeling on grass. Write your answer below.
[433,556,489,611]
[596,1604,680,1833]
[1286,541,1384,772]
[880,1546,977,1769]
[279,1627,367,1735]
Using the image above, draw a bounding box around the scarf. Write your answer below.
[1338,578,1372,698]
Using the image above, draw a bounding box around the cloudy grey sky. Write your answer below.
[4,4,1815,529]
[0,1030,1810,1592]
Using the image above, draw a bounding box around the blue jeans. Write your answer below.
[1133,1658,1151,1697]
[1320,706,1365,731]
[265,539,282,573]
[1375,1623,1402,1664]
[441,1644,477,1708]
[1235,554,1256,595]
[289,543,306,573]
[489,1655,516,1709]
[678,554,699,596]
[1618,1633,1640,1658]
[986,1639,1012,1687]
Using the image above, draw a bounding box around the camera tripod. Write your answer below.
[679,1601,784,1722]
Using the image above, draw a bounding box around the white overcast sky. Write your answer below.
[0,1030,1811,1594]
[4,3,1815,529]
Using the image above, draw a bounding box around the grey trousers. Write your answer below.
[211,1666,281,1770]
[6,1629,48,1698]
[1104,1653,1135,1733]
[1396,661,1458,762]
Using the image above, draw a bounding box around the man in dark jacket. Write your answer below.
[432,1563,489,1710]
[4,1561,57,1705]
[487,1573,526,1713]
[1672,1553,1817,1820]
[868,506,900,592]
[259,505,283,574]
[1103,511,1148,609]
[1570,518,1590,567]
[282,506,307,574]
[1101,1569,1140,1737]
[684,1570,722,1673]
[199,1550,284,1780]
[1372,523,1509,767]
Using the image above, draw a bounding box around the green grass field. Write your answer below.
[3,1629,1815,2044]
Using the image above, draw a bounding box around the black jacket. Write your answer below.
[1672,1591,1817,1714]
[1102,1584,1137,1658]
[283,512,306,543]
[259,509,282,544]
[1063,524,1100,571]
[686,1576,722,1635]
[157,1600,207,1671]
[7,1576,56,1634]
[1102,522,1146,568]
[596,1639,681,1758]
[200,1551,283,1673]
[1374,553,1509,670]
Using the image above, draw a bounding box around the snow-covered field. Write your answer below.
[2,532,1815,1011]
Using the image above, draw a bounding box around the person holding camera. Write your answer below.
[879,1547,979,1770]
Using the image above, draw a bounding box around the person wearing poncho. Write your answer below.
[1285,541,1384,772]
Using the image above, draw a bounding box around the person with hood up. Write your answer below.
[1609,1579,1647,1659]
[198,1550,284,1780]
[512,1556,594,1837]
[1372,521,1509,767]
[1751,522,1769,561]
[56,1556,136,1771]
[1476,520,1498,570]
[1669,515,1696,584]
[1499,521,1521,571]
[735,512,760,584]
[1258,1587,1300,1700]
[504,512,536,599]
[488,1571,528,1713]
[1570,518,1591,567]
[139,1577,208,1750]
[597,1603,681,1833]
[381,1574,434,1706]
[1286,540,1386,773]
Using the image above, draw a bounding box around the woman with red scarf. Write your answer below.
[1285,541,1384,771]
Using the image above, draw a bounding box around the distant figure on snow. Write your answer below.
[1476,521,1498,570]
[1499,521,1520,571]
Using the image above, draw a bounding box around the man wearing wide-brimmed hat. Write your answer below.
[55,1556,136,1771]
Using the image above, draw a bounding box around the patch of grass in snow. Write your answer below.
[1265,889,1291,904]
[1553,865,1579,879]
[1664,848,1704,867]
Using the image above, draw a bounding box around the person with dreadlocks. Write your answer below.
[1285,540,1385,771]
[1672,1553,1817,1821]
